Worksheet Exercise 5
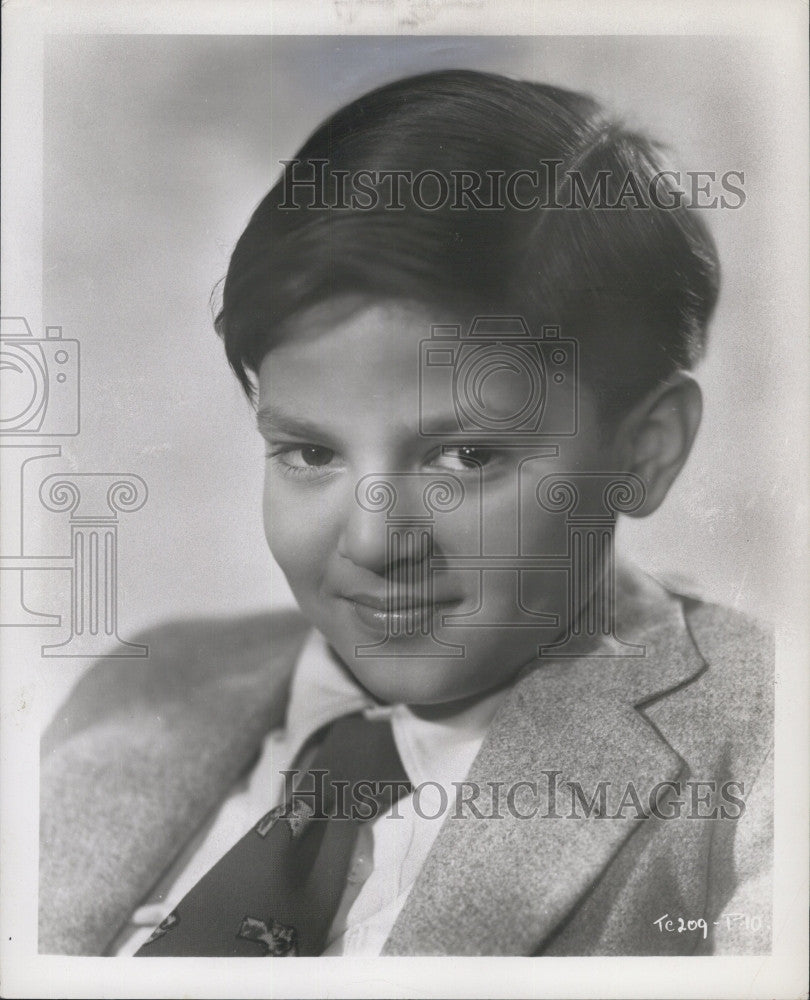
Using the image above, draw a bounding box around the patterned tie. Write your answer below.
[135,713,411,957]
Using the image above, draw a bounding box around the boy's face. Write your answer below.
[258,299,615,707]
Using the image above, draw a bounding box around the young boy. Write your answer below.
[39,69,773,957]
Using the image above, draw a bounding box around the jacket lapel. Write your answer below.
[383,568,706,955]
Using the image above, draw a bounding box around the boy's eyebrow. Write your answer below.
[417,415,475,436]
[256,405,328,439]
[258,405,476,440]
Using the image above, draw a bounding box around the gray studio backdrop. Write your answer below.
[33,33,798,719]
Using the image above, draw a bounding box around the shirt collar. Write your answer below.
[283,629,376,753]
[389,687,507,790]
[283,629,509,788]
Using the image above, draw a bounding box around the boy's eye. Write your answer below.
[267,442,341,481]
[285,445,335,468]
[431,446,493,471]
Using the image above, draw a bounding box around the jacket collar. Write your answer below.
[382,563,707,955]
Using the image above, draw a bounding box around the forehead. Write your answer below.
[257,297,594,442]
[265,297,441,359]
[259,298,451,410]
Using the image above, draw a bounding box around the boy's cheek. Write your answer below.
[266,528,325,583]
[263,484,336,555]
[263,504,328,585]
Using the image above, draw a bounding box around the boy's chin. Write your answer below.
[340,651,508,709]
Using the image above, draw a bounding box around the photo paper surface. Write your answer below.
[1,2,807,997]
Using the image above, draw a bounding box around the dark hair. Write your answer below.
[215,69,719,418]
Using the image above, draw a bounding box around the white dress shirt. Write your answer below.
[114,628,506,956]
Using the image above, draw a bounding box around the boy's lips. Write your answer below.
[342,591,462,634]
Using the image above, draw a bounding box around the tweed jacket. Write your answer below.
[39,564,773,956]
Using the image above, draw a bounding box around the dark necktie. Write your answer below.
[135,712,411,957]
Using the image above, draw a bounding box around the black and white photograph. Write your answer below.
[1,2,807,998]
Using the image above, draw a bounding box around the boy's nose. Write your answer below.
[337,474,434,574]
[336,500,394,574]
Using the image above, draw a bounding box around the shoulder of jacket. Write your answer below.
[646,569,773,668]
[675,593,774,736]
[638,585,774,783]
[680,595,773,672]
[42,606,310,756]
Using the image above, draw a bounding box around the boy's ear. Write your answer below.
[612,373,703,517]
